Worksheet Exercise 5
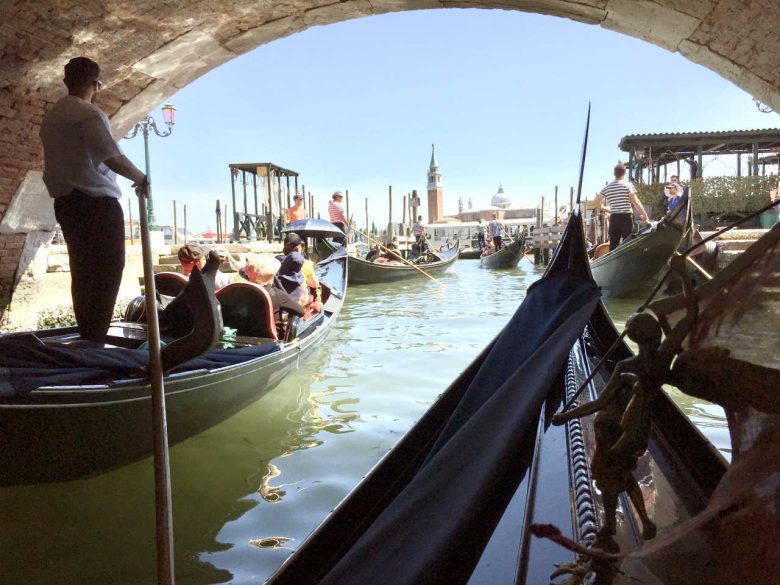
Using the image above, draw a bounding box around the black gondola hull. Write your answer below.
[480,238,526,269]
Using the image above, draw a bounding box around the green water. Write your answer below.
[0,260,728,584]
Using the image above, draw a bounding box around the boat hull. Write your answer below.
[0,254,347,487]
[590,220,683,297]
[343,243,459,285]
[266,215,726,585]
[459,247,481,260]
[479,238,525,269]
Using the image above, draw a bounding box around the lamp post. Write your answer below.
[124,103,176,230]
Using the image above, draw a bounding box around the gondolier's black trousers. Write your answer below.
[492,236,502,250]
[608,213,634,251]
[332,221,345,245]
[54,190,125,342]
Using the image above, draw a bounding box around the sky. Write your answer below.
[116,8,779,234]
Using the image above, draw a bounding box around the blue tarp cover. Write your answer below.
[0,340,280,397]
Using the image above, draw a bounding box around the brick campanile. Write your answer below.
[427,144,443,223]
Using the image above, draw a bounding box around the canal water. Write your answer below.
[0,259,729,584]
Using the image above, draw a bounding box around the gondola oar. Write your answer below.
[352,226,448,288]
[137,184,175,585]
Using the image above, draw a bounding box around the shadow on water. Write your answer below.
[0,259,728,584]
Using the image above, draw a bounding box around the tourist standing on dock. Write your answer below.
[328,191,347,244]
[488,213,503,251]
[286,193,307,223]
[594,163,649,251]
[40,57,149,343]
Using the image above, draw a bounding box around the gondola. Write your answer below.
[0,247,348,487]
[590,197,692,297]
[320,238,459,285]
[479,234,527,269]
[458,246,482,260]
[265,211,730,585]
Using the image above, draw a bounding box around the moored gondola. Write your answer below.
[0,247,348,487]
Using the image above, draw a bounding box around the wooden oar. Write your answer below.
[137,185,175,585]
[352,226,448,288]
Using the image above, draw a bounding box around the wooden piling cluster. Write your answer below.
[529,185,578,265]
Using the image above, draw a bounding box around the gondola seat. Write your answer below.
[124,273,189,324]
[154,272,189,297]
[592,242,610,259]
[216,282,278,340]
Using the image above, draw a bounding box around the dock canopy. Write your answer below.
[619,128,780,183]
[228,163,300,243]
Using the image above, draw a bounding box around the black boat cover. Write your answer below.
[314,217,601,584]
[0,340,280,397]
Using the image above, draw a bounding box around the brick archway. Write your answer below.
[1,0,778,314]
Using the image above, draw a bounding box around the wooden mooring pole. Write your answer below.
[387,185,393,241]
[173,200,178,245]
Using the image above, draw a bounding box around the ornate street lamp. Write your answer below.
[124,103,177,230]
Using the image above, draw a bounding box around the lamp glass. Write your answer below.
[162,103,176,126]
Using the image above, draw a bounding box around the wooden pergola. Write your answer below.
[228,163,300,242]
[618,128,780,183]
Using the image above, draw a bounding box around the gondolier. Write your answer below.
[40,57,149,343]
[594,162,649,251]
[488,213,503,250]
[328,191,347,244]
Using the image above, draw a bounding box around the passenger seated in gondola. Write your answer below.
[277,252,311,307]
[365,247,381,262]
[243,255,305,321]
[278,233,322,311]
[410,238,432,259]
[178,244,232,290]
[375,242,402,265]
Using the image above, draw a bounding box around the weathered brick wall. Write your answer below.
[0,233,26,313]
[0,0,778,321]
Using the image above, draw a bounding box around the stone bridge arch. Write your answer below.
[1,0,778,315]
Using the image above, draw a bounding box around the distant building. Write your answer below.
[434,184,538,224]
[427,144,444,223]
[421,150,552,225]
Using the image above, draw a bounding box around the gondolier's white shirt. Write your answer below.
[412,221,425,237]
[40,95,123,199]
[488,219,502,237]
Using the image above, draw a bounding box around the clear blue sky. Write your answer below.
[117,8,778,234]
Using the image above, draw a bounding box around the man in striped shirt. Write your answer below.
[594,163,649,251]
[328,191,347,244]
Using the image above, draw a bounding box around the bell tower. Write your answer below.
[427,144,443,223]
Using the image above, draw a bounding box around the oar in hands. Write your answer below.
[137,183,175,585]
[352,226,448,289]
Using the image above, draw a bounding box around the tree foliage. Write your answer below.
[636,175,776,215]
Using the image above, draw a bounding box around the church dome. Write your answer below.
[491,185,512,209]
